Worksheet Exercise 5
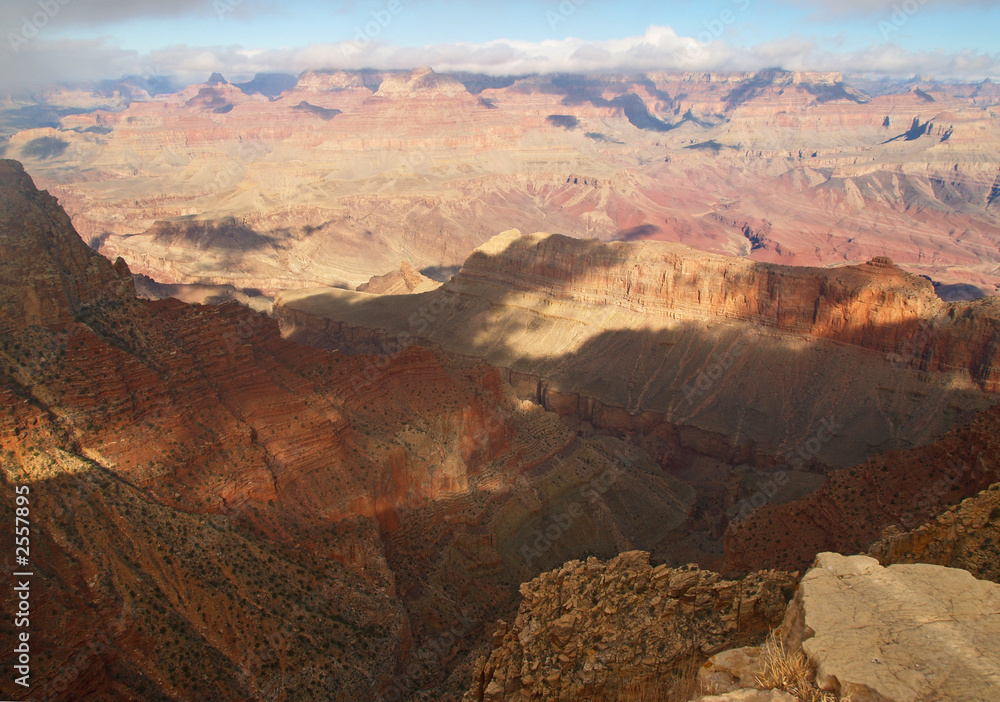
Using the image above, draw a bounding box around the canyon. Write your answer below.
[2,141,1000,700]
[2,67,1000,702]
[4,69,1000,296]
[0,160,702,700]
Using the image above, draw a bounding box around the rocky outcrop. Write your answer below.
[464,551,796,701]
[356,260,440,294]
[466,549,1000,702]
[780,553,1000,701]
[869,482,1000,583]
[0,159,133,331]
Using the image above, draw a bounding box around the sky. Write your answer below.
[1,0,999,92]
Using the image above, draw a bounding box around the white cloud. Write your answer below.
[1,23,998,95]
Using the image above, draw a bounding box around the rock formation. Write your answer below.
[780,553,1000,701]
[357,260,440,295]
[869,482,1000,583]
[0,160,134,330]
[463,551,797,701]
[276,230,998,473]
[466,551,1000,701]
[724,403,1000,574]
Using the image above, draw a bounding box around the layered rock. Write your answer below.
[0,160,133,331]
[356,260,440,295]
[276,230,998,476]
[463,551,796,701]
[454,230,1000,389]
[780,553,1000,701]
[0,162,705,701]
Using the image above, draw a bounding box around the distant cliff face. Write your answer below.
[458,231,1000,389]
[10,69,1000,292]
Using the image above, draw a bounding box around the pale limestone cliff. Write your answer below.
[780,553,1000,701]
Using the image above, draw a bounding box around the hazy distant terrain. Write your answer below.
[5,68,1000,295]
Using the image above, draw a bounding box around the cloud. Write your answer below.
[1,23,997,95]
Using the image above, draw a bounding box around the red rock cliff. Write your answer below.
[458,230,1000,390]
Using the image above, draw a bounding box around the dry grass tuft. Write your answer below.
[615,656,701,702]
[756,630,843,702]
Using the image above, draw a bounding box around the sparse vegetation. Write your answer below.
[755,630,841,701]
[615,657,700,701]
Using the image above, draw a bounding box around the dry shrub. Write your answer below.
[615,656,701,702]
[756,630,842,702]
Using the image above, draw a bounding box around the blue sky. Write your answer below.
[2,0,999,90]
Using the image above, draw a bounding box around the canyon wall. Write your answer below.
[724,403,1000,573]
[275,230,999,475]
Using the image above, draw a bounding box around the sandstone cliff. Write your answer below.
[276,230,998,477]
